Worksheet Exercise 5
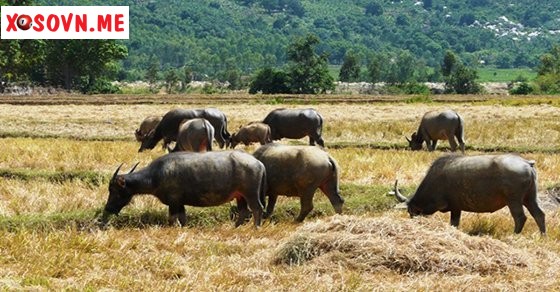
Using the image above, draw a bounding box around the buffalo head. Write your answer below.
[407,132,423,150]
[102,163,140,222]
[138,130,158,152]
[390,180,438,218]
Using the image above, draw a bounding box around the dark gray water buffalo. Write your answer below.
[407,110,465,153]
[102,151,266,227]
[262,108,325,147]
[135,116,162,142]
[169,118,215,152]
[391,154,545,234]
[230,122,272,149]
[253,143,344,222]
[138,108,230,152]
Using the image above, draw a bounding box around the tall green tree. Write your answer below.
[146,58,160,93]
[339,52,361,82]
[535,45,560,93]
[441,50,458,77]
[366,53,384,84]
[44,40,127,91]
[286,34,334,94]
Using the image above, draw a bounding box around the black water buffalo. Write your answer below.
[138,108,230,152]
[102,151,266,227]
[407,109,465,153]
[135,116,162,142]
[169,118,214,152]
[253,143,344,222]
[391,154,545,234]
[262,108,325,147]
[230,122,272,149]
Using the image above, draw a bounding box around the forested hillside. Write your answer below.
[23,0,560,82]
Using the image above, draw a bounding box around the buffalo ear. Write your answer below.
[116,176,126,188]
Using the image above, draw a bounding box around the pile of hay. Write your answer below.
[273,214,529,275]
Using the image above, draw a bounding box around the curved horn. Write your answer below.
[393,180,408,203]
[112,163,124,181]
[405,136,411,143]
[128,162,140,174]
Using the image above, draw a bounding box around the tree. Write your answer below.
[440,50,481,94]
[286,34,334,94]
[535,45,560,93]
[146,58,160,93]
[338,52,361,82]
[365,2,383,16]
[366,53,383,84]
[181,66,193,91]
[441,50,458,77]
[164,68,179,93]
[445,63,481,94]
[249,67,290,94]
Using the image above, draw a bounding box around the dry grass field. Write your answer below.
[1,93,560,290]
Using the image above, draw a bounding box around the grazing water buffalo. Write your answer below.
[102,151,266,227]
[169,118,214,152]
[135,116,162,142]
[253,143,344,222]
[262,108,325,147]
[407,110,465,153]
[230,122,272,149]
[391,154,546,234]
[138,108,230,152]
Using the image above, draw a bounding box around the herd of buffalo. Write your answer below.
[102,107,546,235]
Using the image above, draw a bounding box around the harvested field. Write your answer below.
[1,93,560,290]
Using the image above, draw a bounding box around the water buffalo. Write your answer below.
[391,154,545,234]
[138,108,230,152]
[253,143,344,222]
[169,118,215,152]
[230,122,272,149]
[135,116,162,142]
[262,108,325,147]
[407,110,465,153]
[102,151,266,227]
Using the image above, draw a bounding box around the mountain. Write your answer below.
[42,0,560,80]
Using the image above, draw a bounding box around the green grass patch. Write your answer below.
[0,183,400,232]
[403,95,433,104]
[477,67,537,82]
[0,168,110,187]
[0,131,131,142]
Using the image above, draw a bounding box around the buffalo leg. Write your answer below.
[244,195,263,228]
[448,137,458,152]
[309,136,316,146]
[264,194,278,219]
[235,198,250,227]
[524,197,546,234]
[450,210,461,227]
[507,202,528,234]
[319,184,344,214]
[296,190,315,222]
[430,140,438,151]
[456,133,466,154]
[168,205,187,227]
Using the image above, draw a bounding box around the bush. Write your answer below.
[509,82,534,95]
[249,67,290,94]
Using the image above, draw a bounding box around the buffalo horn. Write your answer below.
[112,163,124,181]
[405,136,411,143]
[128,162,140,174]
[393,180,408,203]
